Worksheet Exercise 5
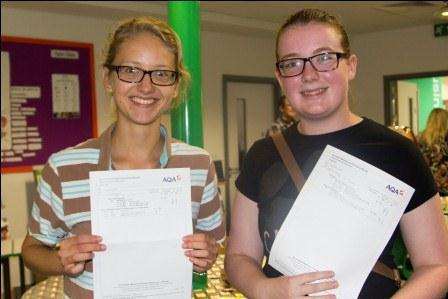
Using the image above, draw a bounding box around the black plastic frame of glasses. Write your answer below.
[106,65,179,86]
[276,52,349,78]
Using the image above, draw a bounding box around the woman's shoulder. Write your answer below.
[361,119,418,148]
[248,135,277,157]
[46,137,101,168]
[240,136,280,175]
[170,139,211,158]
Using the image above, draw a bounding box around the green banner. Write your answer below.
[406,77,443,131]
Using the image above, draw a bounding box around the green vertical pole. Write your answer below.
[168,1,203,147]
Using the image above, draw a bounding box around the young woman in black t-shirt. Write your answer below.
[225,8,448,299]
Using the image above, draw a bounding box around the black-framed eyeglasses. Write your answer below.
[276,52,349,78]
[106,65,179,86]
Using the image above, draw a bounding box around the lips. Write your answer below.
[300,87,328,97]
[129,96,158,105]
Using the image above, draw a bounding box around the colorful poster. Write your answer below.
[0,36,96,172]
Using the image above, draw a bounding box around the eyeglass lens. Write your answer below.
[115,66,177,86]
[277,53,341,77]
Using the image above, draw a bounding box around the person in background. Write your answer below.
[264,95,298,137]
[21,16,225,298]
[418,108,448,197]
[225,8,448,298]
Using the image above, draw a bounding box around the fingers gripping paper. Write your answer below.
[269,145,414,298]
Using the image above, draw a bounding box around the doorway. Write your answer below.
[384,70,448,134]
[222,75,281,232]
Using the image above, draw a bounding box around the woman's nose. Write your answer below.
[137,73,156,92]
[301,61,319,82]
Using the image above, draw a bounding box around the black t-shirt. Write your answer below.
[235,117,437,298]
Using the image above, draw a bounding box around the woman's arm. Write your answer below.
[225,192,337,299]
[224,191,267,298]
[22,234,64,276]
[392,194,448,298]
[22,233,105,277]
[183,158,226,272]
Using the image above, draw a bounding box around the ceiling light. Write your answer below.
[440,3,448,18]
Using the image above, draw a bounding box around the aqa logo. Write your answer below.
[386,184,404,196]
[162,175,182,183]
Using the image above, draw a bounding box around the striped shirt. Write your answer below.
[28,124,226,298]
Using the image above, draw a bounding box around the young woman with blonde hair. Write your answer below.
[22,16,225,298]
[419,108,448,196]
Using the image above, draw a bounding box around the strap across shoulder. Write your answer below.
[271,132,305,192]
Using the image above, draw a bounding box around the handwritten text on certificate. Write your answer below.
[269,145,414,299]
[90,168,193,299]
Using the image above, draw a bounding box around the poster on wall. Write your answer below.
[1,51,12,152]
[0,36,97,173]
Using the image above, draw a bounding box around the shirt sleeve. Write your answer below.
[403,142,438,213]
[235,139,268,203]
[28,159,68,246]
[195,158,226,244]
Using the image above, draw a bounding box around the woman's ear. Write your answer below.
[347,54,358,81]
[102,67,114,95]
[275,69,285,94]
[173,81,179,99]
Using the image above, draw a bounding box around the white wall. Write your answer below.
[351,24,448,123]
[202,30,276,161]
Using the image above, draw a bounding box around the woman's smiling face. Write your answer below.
[276,22,357,123]
[103,32,178,126]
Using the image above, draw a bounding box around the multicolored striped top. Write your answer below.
[28,123,226,298]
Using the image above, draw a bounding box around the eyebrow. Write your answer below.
[119,61,173,69]
[278,47,338,60]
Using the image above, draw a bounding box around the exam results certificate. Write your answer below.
[269,145,414,299]
[90,168,193,299]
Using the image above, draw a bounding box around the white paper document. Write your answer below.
[269,145,414,299]
[90,168,193,299]
[51,73,80,118]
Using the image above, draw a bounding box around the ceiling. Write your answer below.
[3,1,448,37]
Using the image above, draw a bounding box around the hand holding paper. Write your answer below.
[256,270,339,298]
[90,168,193,299]
[183,233,219,273]
[58,234,105,277]
[269,145,414,298]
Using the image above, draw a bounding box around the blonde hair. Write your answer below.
[420,108,448,146]
[103,16,191,117]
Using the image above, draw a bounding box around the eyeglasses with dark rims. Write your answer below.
[276,52,350,78]
[106,65,179,86]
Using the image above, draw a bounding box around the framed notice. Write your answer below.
[1,36,97,173]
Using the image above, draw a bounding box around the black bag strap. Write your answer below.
[271,132,401,287]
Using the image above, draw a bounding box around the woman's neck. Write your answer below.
[111,120,163,169]
[297,112,362,135]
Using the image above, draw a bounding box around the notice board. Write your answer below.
[1,36,97,173]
